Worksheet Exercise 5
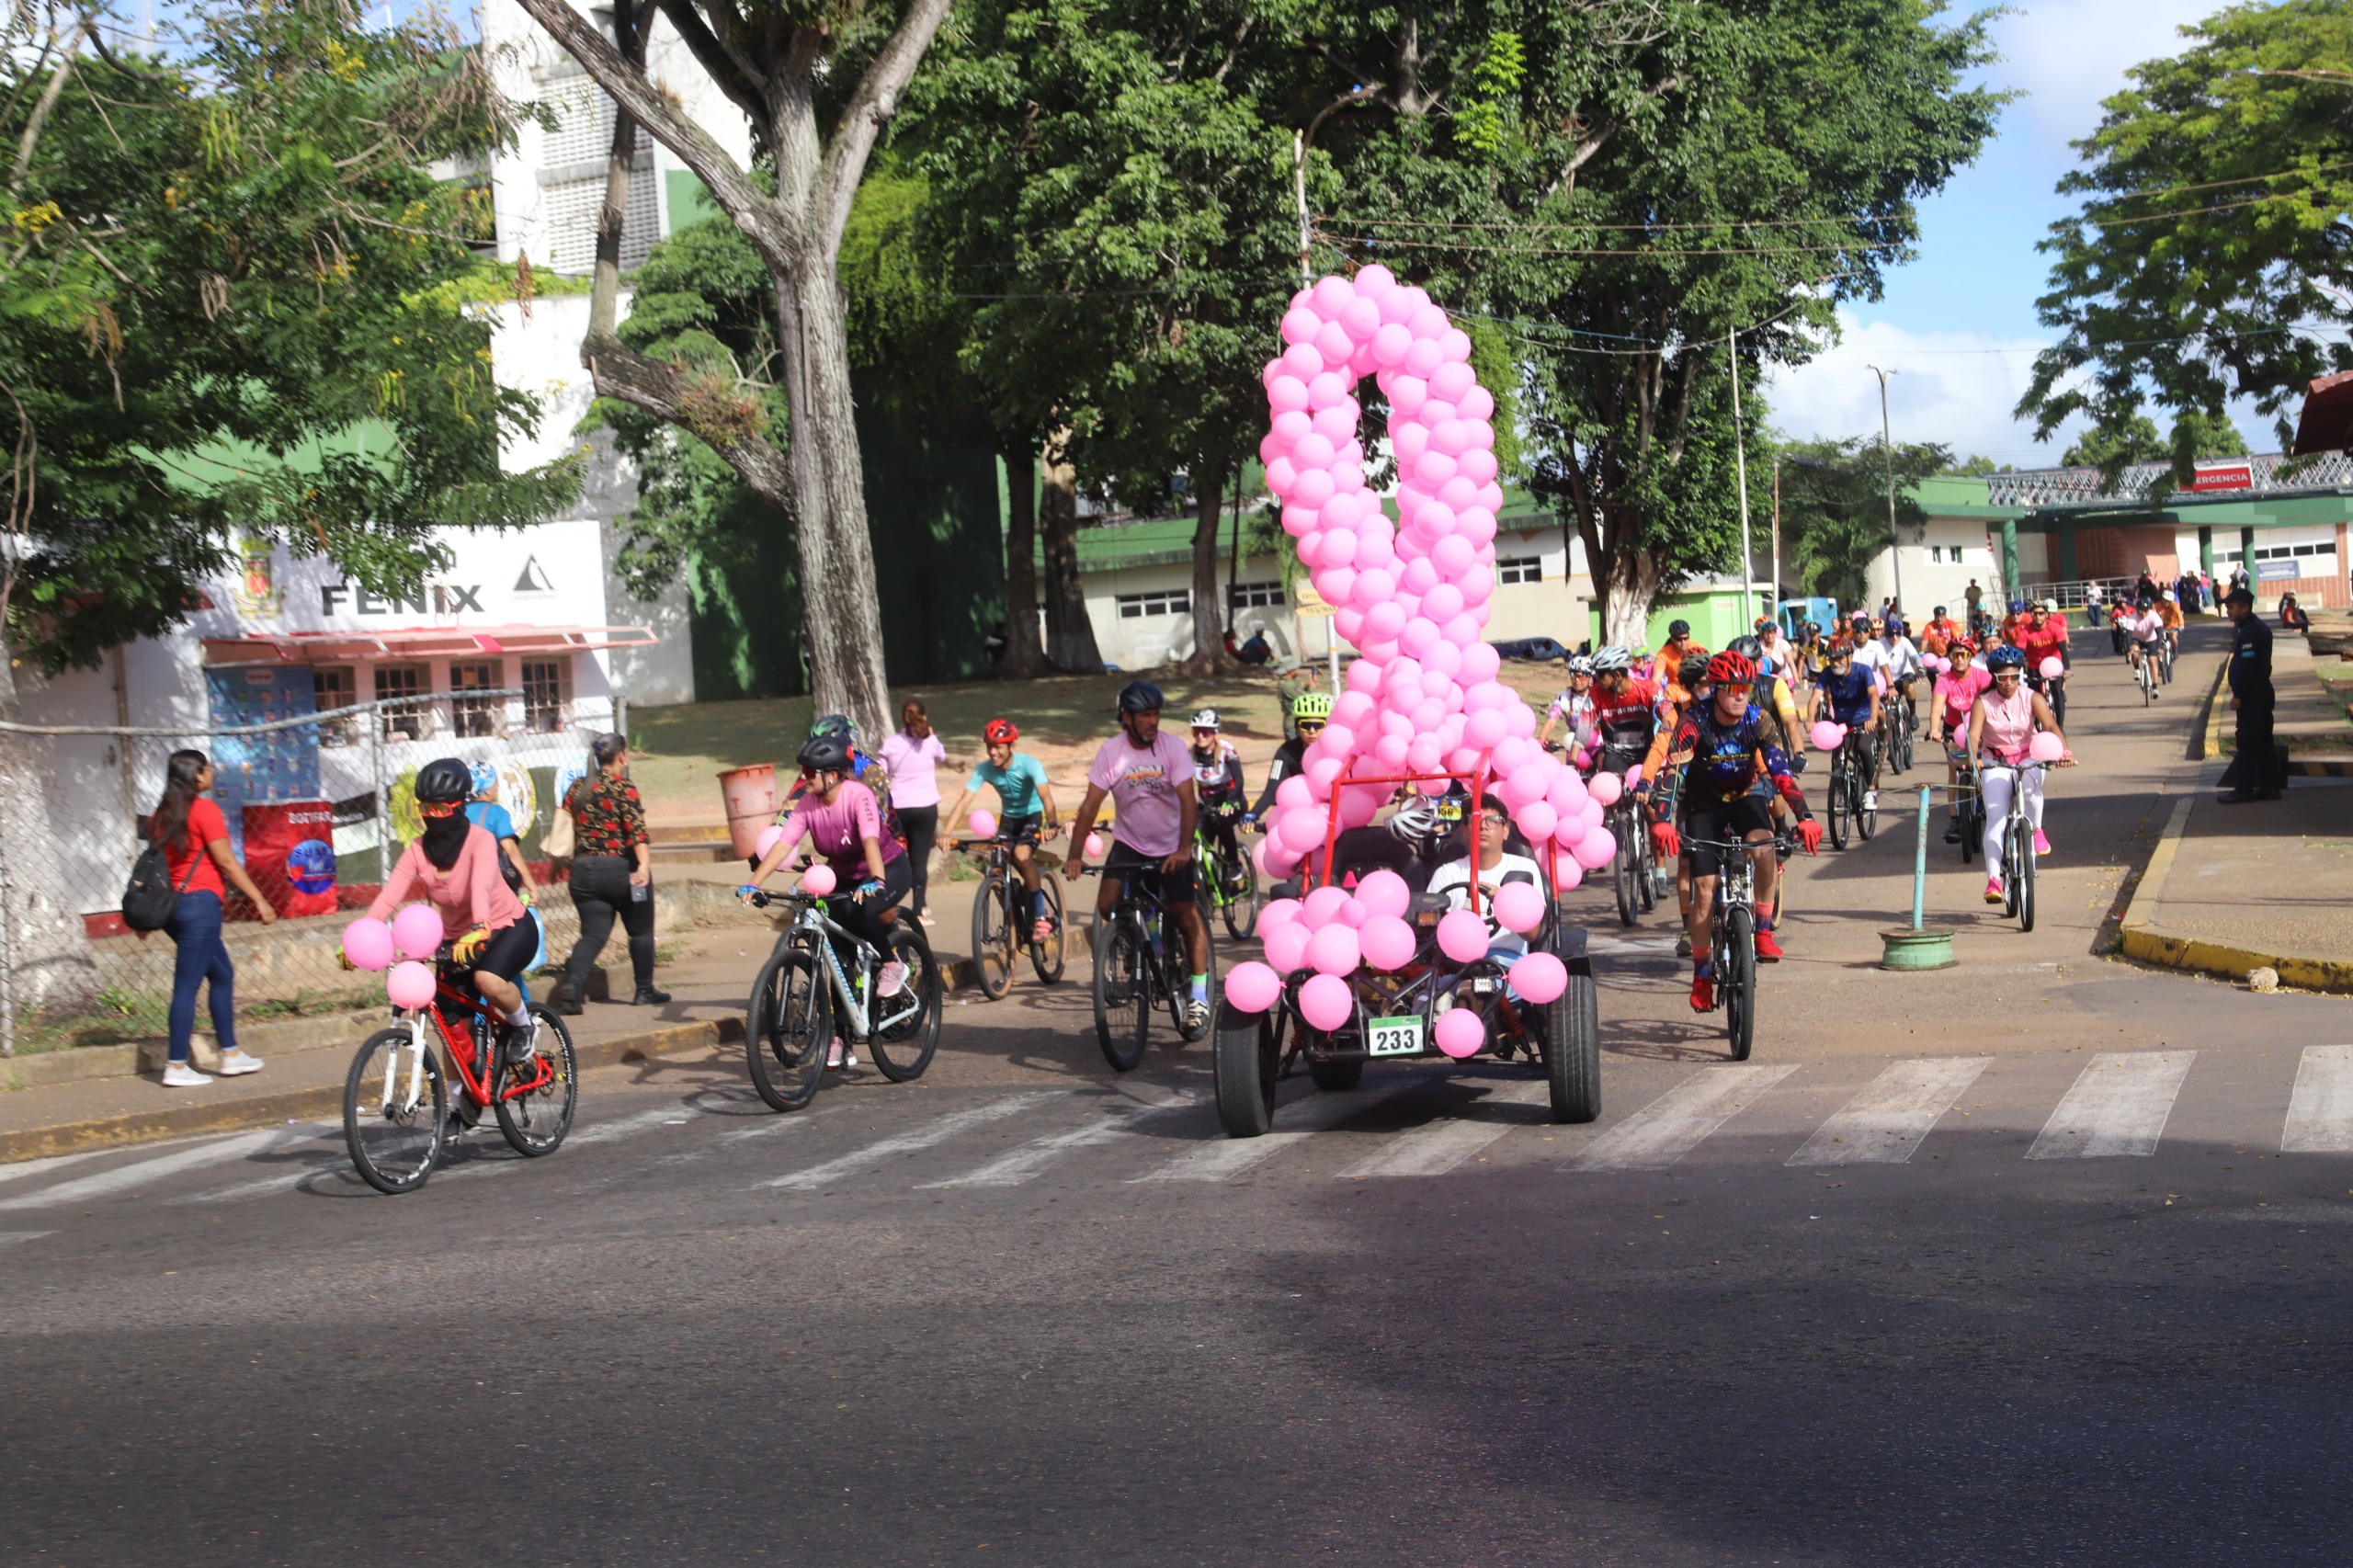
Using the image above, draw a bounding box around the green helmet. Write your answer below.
[1290,691,1334,722]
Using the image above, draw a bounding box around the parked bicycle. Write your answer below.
[959,834,1066,1000]
[1080,863,1217,1072]
[1193,809,1260,939]
[343,960,577,1195]
[1688,835,1760,1062]
[741,887,940,1111]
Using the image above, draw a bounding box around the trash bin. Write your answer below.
[719,764,779,859]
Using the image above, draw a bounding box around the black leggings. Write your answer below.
[896,804,938,913]
[563,855,655,994]
[824,854,913,969]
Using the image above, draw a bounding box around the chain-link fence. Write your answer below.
[0,687,628,1056]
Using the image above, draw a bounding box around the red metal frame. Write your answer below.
[1300,749,1560,914]
[418,974,550,1108]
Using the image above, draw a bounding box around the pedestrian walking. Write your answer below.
[2219,587,2282,804]
[880,698,947,926]
[551,733,669,1012]
[145,750,276,1087]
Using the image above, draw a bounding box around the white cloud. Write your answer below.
[1760,312,2086,467]
[1984,0,2217,151]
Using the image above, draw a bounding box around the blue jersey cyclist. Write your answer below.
[1806,639,1885,803]
[1652,652,1822,1012]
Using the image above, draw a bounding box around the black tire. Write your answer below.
[1220,851,1259,941]
[1634,822,1659,913]
[2003,827,2022,920]
[1172,895,1219,1043]
[1308,1056,1365,1091]
[492,1004,577,1156]
[971,874,1014,1000]
[1722,906,1756,1062]
[1612,812,1639,926]
[1094,915,1152,1072]
[867,921,941,1082]
[1894,712,1915,775]
[1029,869,1067,984]
[1959,796,1978,863]
[1545,962,1601,1123]
[1212,1000,1279,1138]
[344,1027,447,1194]
[1827,768,1851,850]
[2018,831,2038,934]
[745,947,830,1112]
[2050,681,2067,726]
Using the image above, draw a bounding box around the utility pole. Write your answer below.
[1868,365,1904,615]
[1730,326,1756,631]
[1770,456,1782,625]
[1291,131,1312,287]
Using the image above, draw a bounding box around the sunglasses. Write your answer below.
[420,801,462,819]
[1296,720,1325,733]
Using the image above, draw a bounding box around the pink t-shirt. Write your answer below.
[1089,731,1193,857]
[1934,665,1990,733]
[369,825,525,932]
[777,779,904,878]
[1977,685,2037,765]
[878,730,947,809]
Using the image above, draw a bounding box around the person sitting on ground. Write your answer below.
[1236,629,1274,666]
[2279,593,2313,634]
[1427,794,1549,964]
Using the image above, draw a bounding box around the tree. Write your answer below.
[1775,436,1952,608]
[507,0,960,738]
[2018,0,2353,471]
[0,0,574,1012]
[2059,409,2247,477]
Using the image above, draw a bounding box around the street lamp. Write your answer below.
[1867,365,1904,614]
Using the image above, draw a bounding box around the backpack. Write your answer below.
[121,827,199,933]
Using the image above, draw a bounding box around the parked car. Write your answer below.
[1490,636,1568,663]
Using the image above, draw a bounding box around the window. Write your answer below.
[1495,556,1542,585]
[1117,589,1190,619]
[449,661,502,738]
[374,664,428,741]
[310,665,358,746]
[521,659,569,733]
[1928,546,1945,564]
[1228,581,1286,609]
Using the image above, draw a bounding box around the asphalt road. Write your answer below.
[5,622,2348,1566]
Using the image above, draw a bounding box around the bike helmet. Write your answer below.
[2041,598,2059,612]
[1984,645,2027,672]
[1390,796,1442,842]
[1189,708,1221,730]
[1667,619,1692,640]
[467,760,500,799]
[1932,605,1948,618]
[810,712,859,744]
[983,718,1019,745]
[1729,634,1765,663]
[1564,654,1595,676]
[1290,691,1334,722]
[1117,680,1165,715]
[796,733,855,774]
[1827,638,1855,659]
[2008,598,2026,614]
[414,757,472,805]
[1591,645,1634,674]
[1949,639,1977,657]
[1677,653,1710,688]
[2160,590,2175,602]
[1706,651,1756,686]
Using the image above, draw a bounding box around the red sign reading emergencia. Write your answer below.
[2184,460,2254,494]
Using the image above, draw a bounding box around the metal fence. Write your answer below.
[0,687,625,1056]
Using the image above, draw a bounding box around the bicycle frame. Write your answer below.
[766,895,923,1040]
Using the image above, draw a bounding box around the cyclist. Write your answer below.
[1966,646,2073,903]
[463,761,531,895]
[1848,620,1897,764]
[742,733,912,1068]
[1586,645,1663,782]
[1650,652,1822,1009]
[1255,691,1329,817]
[2124,597,2167,695]
[1806,638,1883,812]
[1188,708,1251,894]
[1925,640,1991,841]
[2001,597,2029,648]
[1753,619,1794,683]
[1871,619,1924,741]
[366,757,540,1068]
[2156,589,2185,676]
[1650,619,1707,687]
[1067,681,1212,1031]
[2018,599,2071,708]
[941,719,1063,945]
[1920,605,1962,659]
[1536,655,1597,754]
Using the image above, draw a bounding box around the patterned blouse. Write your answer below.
[566,772,649,859]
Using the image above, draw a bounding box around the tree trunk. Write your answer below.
[1175,460,1240,676]
[1597,509,1664,647]
[1039,430,1100,671]
[0,662,100,1025]
[997,444,1046,677]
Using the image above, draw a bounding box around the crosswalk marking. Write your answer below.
[1570,1065,1797,1171]
[920,1093,1197,1188]
[0,1128,297,1210]
[0,1231,49,1247]
[0,1147,114,1188]
[1340,1081,1551,1177]
[1786,1058,1989,1166]
[2028,1051,2196,1160]
[2281,1046,2353,1153]
[1131,1085,1415,1183]
[762,1094,1050,1190]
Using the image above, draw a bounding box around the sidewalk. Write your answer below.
[2203,638,2353,772]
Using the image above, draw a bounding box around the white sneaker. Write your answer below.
[217,1050,263,1077]
[876,960,909,998]
[1862,790,1879,812]
[161,1062,211,1087]
[825,1038,858,1069]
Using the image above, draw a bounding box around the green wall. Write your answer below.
[1586,588,1768,653]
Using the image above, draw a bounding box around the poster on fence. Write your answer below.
[242,801,339,918]
[204,667,322,857]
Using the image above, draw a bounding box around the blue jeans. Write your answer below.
[164,891,237,1064]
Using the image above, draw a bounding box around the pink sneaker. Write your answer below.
[1983,877,2004,905]
[2031,830,2052,857]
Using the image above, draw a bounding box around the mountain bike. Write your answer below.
[1885,686,1915,775]
[741,887,941,1111]
[2131,641,2159,705]
[1689,835,1760,1062]
[959,834,1065,1001]
[1948,746,1984,864]
[1986,761,2047,933]
[2029,666,2068,726]
[1193,807,1259,939]
[1824,727,1877,848]
[1607,788,1657,926]
[1083,862,1218,1072]
[2158,634,2176,686]
[343,958,576,1195]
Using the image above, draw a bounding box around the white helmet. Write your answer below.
[1591,645,1635,674]
[1189,708,1221,730]
[1389,797,1443,843]
[2159,590,2175,602]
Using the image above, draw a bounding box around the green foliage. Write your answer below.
[0,2,575,675]
[1951,454,2006,476]
[2060,409,2246,477]
[1775,436,1954,606]
[1455,31,1528,156]
[2018,0,2353,461]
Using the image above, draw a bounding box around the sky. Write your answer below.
[1761,0,2240,470]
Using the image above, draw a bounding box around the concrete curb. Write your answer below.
[2114,791,2353,994]
[0,1015,745,1165]
[2196,661,2230,761]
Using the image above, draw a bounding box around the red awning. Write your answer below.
[200,624,657,665]
[2291,370,2353,456]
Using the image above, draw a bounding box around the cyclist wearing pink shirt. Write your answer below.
[1066,681,1211,1029]
[1966,646,2072,903]
[1926,640,1991,843]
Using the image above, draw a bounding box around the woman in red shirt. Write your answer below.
[149,750,278,1088]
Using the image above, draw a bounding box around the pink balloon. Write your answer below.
[1307,371,1348,409]
[342,917,395,972]
[1422,583,1465,622]
[1298,972,1356,1033]
[1431,419,1472,457]
[1810,721,1846,751]
[1404,337,1445,378]
[1389,375,1428,419]
[1355,263,1397,293]
[1458,449,1499,486]
[1572,831,1618,872]
[1292,431,1336,471]
[1358,913,1417,971]
[386,960,437,1011]
[1414,450,1458,490]
[1313,320,1353,366]
[2039,656,2064,680]
[1307,922,1361,977]
[801,863,838,896]
[1312,274,1358,318]
[1428,360,1476,402]
[1465,709,1507,749]
[1461,642,1501,684]
[1282,342,1324,380]
[1257,898,1302,933]
[1224,960,1281,1014]
[1281,307,1323,346]
[1517,800,1558,843]
[969,809,998,838]
[1349,869,1407,921]
[1434,1007,1486,1059]
[1509,950,1568,1005]
[1589,771,1623,807]
[1265,919,1313,974]
[1293,467,1336,508]
[2029,730,2068,763]
[1302,884,1352,927]
[1552,858,1584,892]
[1335,895,1369,928]
[1268,376,1310,414]
[1437,908,1490,965]
[1086,833,1106,859]
[392,904,445,962]
[1493,881,1547,935]
[1341,295,1381,338]
[1371,322,1414,367]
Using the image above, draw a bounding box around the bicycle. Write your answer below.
[1824,726,1878,848]
[1946,746,1984,864]
[2130,641,2159,705]
[741,886,941,1111]
[1643,769,1681,910]
[1985,760,2047,933]
[959,834,1066,1001]
[2158,635,2176,686]
[1193,808,1260,939]
[1607,788,1656,926]
[1884,686,1915,776]
[2029,667,2068,726]
[1688,835,1761,1062]
[343,958,577,1195]
[1082,862,1218,1072]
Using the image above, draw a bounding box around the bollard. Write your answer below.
[1881,784,1957,970]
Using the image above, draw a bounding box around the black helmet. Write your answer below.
[415,757,472,805]
[1668,619,1692,640]
[1729,634,1765,662]
[810,712,858,744]
[1117,680,1165,715]
[796,733,854,774]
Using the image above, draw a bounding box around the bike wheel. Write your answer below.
[2018,830,2038,934]
[1093,916,1152,1072]
[1827,770,1851,850]
[1722,907,1756,1062]
[1029,869,1068,984]
[745,947,830,1112]
[1959,797,1978,863]
[971,875,1014,1000]
[2003,828,2022,919]
[1173,896,1219,1043]
[1635,823,1659,913]
[868,921,942,1081]
[1212,999,1279,1138]
[1544,950,1601,1123]
[1221,851,1259,941]
[343,1028,447,1195]
[492,1004,577,1156]
[1612,814,1639,926]
[2051,682,2067,726]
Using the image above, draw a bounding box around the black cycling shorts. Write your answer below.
[1103,838,1198,905]
[995,812,1045,847]
[465,915,540,983]
[1679,798,1776,878]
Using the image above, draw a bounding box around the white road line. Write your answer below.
[563,1104,707,1149]
[2282,1046,2353,1153]
[2027,1051,2197,1160]
[1785,1058,1990,1166]
[1131,1085,1409,1183]
[1339,1080,1552,1178]
[0,1231,50,1246]
[761,1094,1051,1190]
[0,1146,118,1188]
[0,1127,299,1210]
[1568,1065,1798,1172]
[921,1093,1199,1188]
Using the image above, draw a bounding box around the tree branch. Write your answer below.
[651,0,769,132]
[584,339,795,511]
[9,19,83,192]
[589,0,646,346]
[815,0,957,260]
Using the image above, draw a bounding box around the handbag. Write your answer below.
[121,832,200,933]
[541,784,577,860]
